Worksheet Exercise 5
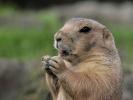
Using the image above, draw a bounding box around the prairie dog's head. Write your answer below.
[54,18,116,63]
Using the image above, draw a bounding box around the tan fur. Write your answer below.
[42,18,123,100]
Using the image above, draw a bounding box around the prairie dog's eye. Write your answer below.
[79,26,91,33]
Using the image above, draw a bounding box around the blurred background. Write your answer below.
[0,0,133,100]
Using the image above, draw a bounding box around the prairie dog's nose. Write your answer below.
[56,37,62,42]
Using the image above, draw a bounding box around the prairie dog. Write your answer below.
[42,18,122,100]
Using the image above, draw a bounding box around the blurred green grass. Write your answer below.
[0,11,61,60]
[110,24,133,60]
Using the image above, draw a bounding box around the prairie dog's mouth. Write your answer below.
[59,49,70,56]
[55,42,71,56]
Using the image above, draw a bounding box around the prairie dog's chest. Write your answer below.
[64,60,72,68]
[57,87,72,100]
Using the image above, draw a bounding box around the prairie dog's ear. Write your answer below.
[103,28,111,40]
[103,28,115,49]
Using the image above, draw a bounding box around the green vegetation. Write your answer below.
[111,24,133,57]
[110,24,133,71]
[0,11,61,60]
[107,24,133,61]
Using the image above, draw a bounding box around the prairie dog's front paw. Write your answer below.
[41,55,54,76]
[41,55,51,70]
[42,56,67,76]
